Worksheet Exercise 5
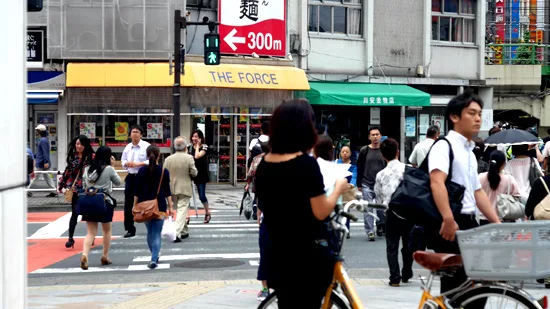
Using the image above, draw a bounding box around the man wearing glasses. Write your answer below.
[121,125,151,238]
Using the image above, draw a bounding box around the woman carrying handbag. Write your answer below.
[79,146,122,270]
[133,145,173,269]
[58,135,94,249]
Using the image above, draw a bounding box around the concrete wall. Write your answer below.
[485,65,542,89]
[372,0,424,77]
[493,96,550,126]
[429,46,480,80]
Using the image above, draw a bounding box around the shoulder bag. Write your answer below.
[496,175,525,220]
[64,171,80,202]
[133,168,165,223]
[76,187,108,217]
[528,157,543,187]
[389,137,465,227]
[534,177,550,220]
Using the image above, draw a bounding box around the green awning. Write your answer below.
[303,81,430,107]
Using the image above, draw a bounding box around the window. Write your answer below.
[432,0,476,43]
[308,0,362,36]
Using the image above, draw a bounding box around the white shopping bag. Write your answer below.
[161,217,177,242]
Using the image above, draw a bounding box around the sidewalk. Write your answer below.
[27,278,549,309]
[27,184,246,210]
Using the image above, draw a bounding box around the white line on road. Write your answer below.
[31,263,170,274]
[133,252,260,262]
[249,260,259,266]
[28,212,80,239]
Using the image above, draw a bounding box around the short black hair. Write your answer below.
[130,125,144,135]
[314,135,334,161]
[380,138,399,161]
[473,137,485,159]
[489,126,501,136]
[269,99,317,154]
[445,90,484,129]
[261,121,270,135]
[426,126,439,138]
[316,123,326,135]
[369,127,381,135]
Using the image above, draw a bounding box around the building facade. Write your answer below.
[289,0,493,161]
[28,0,495,180]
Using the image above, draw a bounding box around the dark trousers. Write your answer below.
[124,174,137,234]
[68,193,79,239]
[386,211,414,283]
[428,213,486,308]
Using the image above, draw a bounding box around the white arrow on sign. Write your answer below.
[224,28,246,51]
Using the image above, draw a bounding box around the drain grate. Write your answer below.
[173,259,245,269]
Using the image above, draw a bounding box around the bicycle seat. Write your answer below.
[413,251,462,272]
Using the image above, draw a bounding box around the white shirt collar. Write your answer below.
[447,130,475,151]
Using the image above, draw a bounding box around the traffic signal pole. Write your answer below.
[172,10,219,138]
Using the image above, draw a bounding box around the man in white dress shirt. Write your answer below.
[121,125,150,238]
[408,125,439,167]
[427,92,500,306]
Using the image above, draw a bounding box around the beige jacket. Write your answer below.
[164,152,198,197]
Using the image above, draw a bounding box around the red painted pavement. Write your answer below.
[29,210,206,224]
[27,238,106,273]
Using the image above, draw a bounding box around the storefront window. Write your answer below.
[71,115,103,146]
[139,115,172,148]
[105,116,138,150]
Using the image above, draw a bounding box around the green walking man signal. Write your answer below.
[204,33,221,65]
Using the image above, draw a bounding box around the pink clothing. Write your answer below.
[505,157,542,200]
[478,172,521,219]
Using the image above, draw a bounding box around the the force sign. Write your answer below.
[218,0,286,57]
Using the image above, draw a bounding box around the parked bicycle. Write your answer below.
[258,196,550,309]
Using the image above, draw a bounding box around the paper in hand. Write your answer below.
[316,158,352,190]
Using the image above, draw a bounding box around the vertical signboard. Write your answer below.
[27,30,44,69]
[510,0,520,60]
[218,0,287,57]
[495,0,505,42]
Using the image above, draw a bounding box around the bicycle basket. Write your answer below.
[456,221,550,280]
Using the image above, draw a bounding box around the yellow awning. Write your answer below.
[66,62,310,90]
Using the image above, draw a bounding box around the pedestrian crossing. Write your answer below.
[28,207,368,275]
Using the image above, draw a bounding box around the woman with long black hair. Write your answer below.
[478,150,521,225]
[134,145,173,269]
[58,135,94,249]
[189,129,212,224]
[79,146,121,270]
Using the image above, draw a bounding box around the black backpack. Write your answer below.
[247,141,266,168]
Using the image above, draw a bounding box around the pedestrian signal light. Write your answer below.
[28,0,43,11]
[204,33,220,65]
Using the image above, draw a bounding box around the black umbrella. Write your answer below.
[484,129,540,147]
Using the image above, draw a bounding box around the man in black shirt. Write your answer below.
[357,127,387,241]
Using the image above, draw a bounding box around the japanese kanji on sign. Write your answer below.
[218,0,286,57]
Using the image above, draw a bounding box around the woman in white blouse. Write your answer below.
[505,144,542,202]
[479,150,521,225]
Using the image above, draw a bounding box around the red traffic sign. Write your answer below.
[218,0,286,57]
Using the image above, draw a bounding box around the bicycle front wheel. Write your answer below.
[450,285,542,309]
[257,290,349,309]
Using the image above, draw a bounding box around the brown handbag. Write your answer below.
[132,168,165,223]
[64,171,80,202]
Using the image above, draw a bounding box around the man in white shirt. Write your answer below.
[121,125,150,238]
[408,125,439,167]
[427,92,500,304]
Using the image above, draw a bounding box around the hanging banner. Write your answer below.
[147,123,163,139]
[115,122,128,141]
[419,114,430,135]
[79,122,96,138]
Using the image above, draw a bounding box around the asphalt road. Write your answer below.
[27,203,426,287]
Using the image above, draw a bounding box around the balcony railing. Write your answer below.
[485,44,550,65]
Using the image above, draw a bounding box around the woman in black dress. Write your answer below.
[254,99,349,308]
[190,129,212,223]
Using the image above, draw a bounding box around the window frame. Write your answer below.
[307,0,363,38]
[431,0,476,45]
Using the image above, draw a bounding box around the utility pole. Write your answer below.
[171,10,219,138]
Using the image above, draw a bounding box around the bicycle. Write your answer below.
[415,220,550,309]
[258,195,385,309]
[258,197,550,309]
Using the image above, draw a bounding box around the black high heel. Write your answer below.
[65,238,75,249]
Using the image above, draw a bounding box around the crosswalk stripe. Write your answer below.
[133,253,260,262]
[31,264,170,274]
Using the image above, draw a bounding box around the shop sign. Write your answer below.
[219,0,286,57]
[481,109,494,131]
[370,107,380,125]
[147,123,163,139]
[27,30,44,69]
[115,122,129,141]
[80,123,96,139]
[362,96,395,105]
[207,70,280,87]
